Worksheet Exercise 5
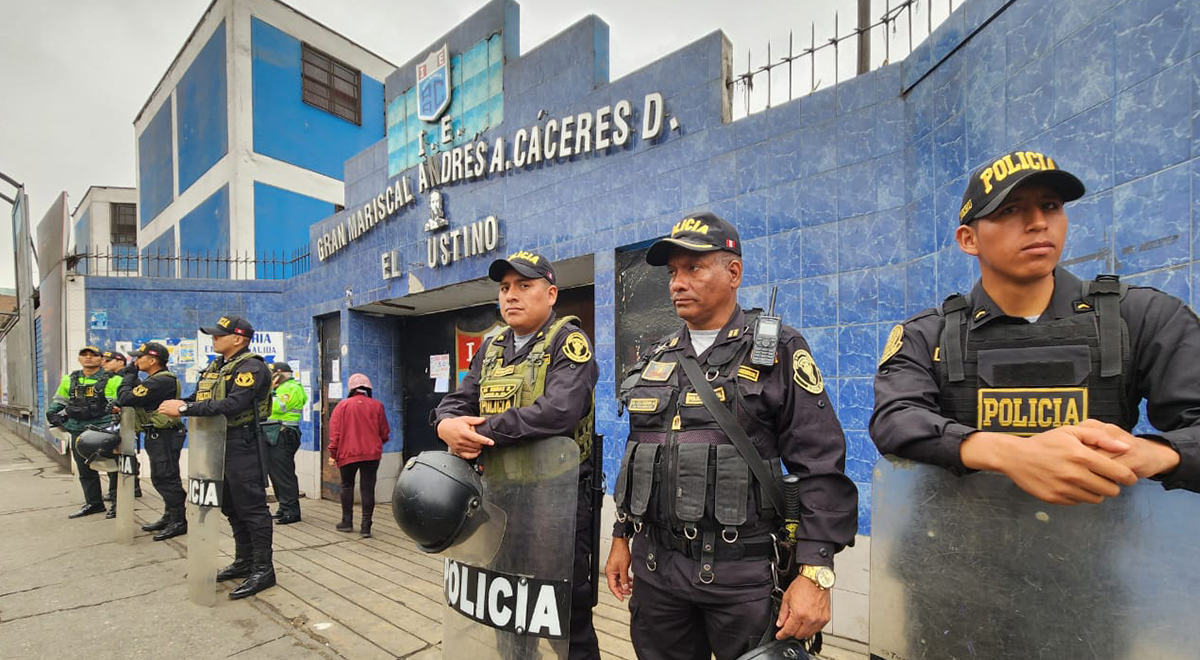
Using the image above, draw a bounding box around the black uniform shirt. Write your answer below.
[115,367,177,410]
[183,348,273,421]
[871,268,1200,492]
[627,307,859,567]
[436,313,598,447]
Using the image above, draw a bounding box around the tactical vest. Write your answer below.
[133,370,184,430]
[195,351,270,428]
[477,316,594,462]
[937,274,1134,434]
[612,313,784,578]
[65,370,113,420]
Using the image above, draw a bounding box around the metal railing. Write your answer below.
[729,0,966,118]
[67,246,311,280]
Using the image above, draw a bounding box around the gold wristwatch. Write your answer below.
[799,564,836,590]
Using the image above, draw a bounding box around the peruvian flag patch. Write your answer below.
[726,239,736,248]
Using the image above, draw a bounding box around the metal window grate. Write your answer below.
[110,202,137,246]
[302,43,362,125]
[66,247,311,280]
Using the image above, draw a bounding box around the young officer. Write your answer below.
[265,362,306,524]
[872,150,1200,503]
[47,345,121,518]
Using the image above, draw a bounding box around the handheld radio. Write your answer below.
[750,286,781,366]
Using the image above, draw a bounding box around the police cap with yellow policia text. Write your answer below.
[646,211,742,266]
[488,250,557,284]
[134,342,170,362]
[958,150,1085,225]
[200,315,254,338]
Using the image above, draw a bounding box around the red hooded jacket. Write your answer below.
[328,390,390,467]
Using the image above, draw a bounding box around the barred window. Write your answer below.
[302,43,362,125]
[111,203,137,246]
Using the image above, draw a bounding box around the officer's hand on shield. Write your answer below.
[158,399,187,418]
[1078,418,1182,478]
[605,537,633,601]
[961,425,1138,505]
[436,416,493,460]
[775,574,830,641]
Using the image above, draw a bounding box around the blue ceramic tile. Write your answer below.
[799,121,839,176]
[878,264,907,322]
[1006,55,1056,144]
[768,229,803,281]
[742,237,770,287]
[1049,101,1115,194]
[1115,0,1191,91]
[907,134,935,201]
[1114,163,1191,274]
[1114,61,1191,184]
[839,208,905,271]
[766,180,802,234]
[736,189,769,240]
[1123,264,1191,302]
[801,223,838,277]
[876,100,906,157]
[801,326,838,383]
[934,176,968,250]
[876,151,906,211]
[736,145,770,196]
[837,323,878,377]
[933,113,968,187]
[798,169,838,227]
[961,17,1007,102]
[773,279,802,324]
[1054,14,1115,123]
[799,86,836,127]
[838,158,878,219]
[836,68,877,115]
[837,379,876,431]
[1061,191,1115,276]
[839,269,880,325]
[802,274,839,328]
[837,105,876,167]
[765,128,805,188]
[906,195,937,261]
[1006,2,1055,74]
[936,246,979,295]
[680,152,738,206]
[965,81,1007,170]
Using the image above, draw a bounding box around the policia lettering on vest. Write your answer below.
[158,315,277,600]
[435,251,601,660]
[606,213,858,660]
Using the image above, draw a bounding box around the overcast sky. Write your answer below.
[0,0,951,290]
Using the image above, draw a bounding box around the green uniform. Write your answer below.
[48,371,121,433]
[268,378,306,426]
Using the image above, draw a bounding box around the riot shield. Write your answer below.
[443,436,579,660]
[113,407,139,544]
[870,456,1200,660]
[186,416,227,607]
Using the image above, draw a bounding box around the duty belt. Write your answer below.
[647,525,775,561]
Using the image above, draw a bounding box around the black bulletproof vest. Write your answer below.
[937,275,1134,434]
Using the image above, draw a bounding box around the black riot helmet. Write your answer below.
[392,451,487,553]
[733,639,812,660]
[75,426,121,465]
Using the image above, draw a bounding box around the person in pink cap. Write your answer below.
[327,373,390,537]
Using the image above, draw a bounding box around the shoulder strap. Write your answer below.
[678,353,785,514]
[1083,274,1127,377]
[939,294,970,383]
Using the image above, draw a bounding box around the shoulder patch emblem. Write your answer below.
[132,385,148,397]
[879,324,905,366]
[792,349,825,395]
[562,331,592,363]
[642,360,676,382]
[234,372,255,388]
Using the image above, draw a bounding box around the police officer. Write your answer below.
[102,349,142,510]
[47,345,121,519]
[116,342,187,540]
[435,251,601,660]
[158,315,276,599]
[872,150,1200,502]
[606,213,858,660]
[265,361,306,524]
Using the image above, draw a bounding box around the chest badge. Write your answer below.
[562,332,592,363]
[792,349,825,395]
[879,324,905,366]
[642,360,676,382]
[234,372,255,388]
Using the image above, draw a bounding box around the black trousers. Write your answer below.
[570,462,601,660]
[628,575,773,660]
[144,427,186,509]
[221,427,273,554]
[338,460,378,523]
[70,432,104,507]
[267,426,302,516]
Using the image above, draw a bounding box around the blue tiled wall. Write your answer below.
[253,181,336,258]
[250,17,385,180]
[138,102,174,228]
[177,21,229,195]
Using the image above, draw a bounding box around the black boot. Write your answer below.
[153,508,187,541]
[216,544,254,582]
[229,549,276,600]
[105,507,117,519]
[360,521,372,538]
[141,511,170,532]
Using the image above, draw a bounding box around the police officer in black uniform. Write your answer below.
[606,213,858,660]
[116,342,188,540]
[102,349,142,510]
[872,150,1200,502]
[436,251,601,660]
[159,315,276,599]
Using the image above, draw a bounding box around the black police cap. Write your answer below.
[200,315,254,338]
[959,150,1085,225]
[488,250,557,284]
[646,212,742,266]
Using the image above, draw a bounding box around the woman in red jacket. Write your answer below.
[327,373,390,538]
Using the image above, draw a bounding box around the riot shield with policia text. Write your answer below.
[113,407,139,544]
[186,416,226,607]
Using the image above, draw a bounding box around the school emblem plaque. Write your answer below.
[417,44,451,122]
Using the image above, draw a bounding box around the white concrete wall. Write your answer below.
[70,187,138,252]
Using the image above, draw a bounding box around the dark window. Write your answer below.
[302,43,362,125]
[111,203,137,246]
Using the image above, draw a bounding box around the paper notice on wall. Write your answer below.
[328,382,343,399]
[115,341,133,356]
[302,387,312,422]
[331,359,341,382]
[430,354,450,379]
[300,370,311,388]
[184,366,200,384]
[434,376,450,393]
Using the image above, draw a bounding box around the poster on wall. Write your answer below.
[195,331,285,367]
[455,322,502,384]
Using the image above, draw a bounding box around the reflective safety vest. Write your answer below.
[269,378,306,426]
[133,370,184,430]
[477,316,594,462]
[936,274,1133,434]
[195,351,270,428]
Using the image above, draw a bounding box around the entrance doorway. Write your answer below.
[317,313,342,500]
[399,286,596,461]
[614,246,676,378]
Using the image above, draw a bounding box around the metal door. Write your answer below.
[318,314,342,499]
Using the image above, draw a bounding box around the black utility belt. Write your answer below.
[646,526,775,561]
[145,425,183,434]
[226,424,259,436]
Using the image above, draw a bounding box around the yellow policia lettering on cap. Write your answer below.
[132,385,148,397]
[562,332,592,363]
[880,324,904,367]
[792,349,824,395]
[672,217,710,236]
[234,372,255,387]
[218,317,232,328]
[959,198,973,221]
[978,151,1058,195]
[138,344,147,352]
[508,250,539,264]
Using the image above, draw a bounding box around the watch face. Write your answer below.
[817,567,836,589]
